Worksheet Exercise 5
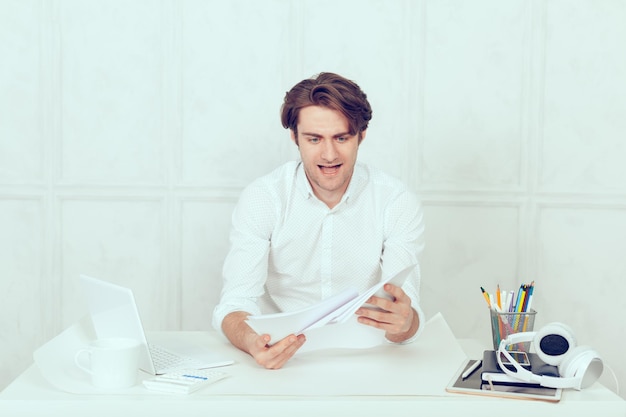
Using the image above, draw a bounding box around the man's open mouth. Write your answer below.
[319,164,342,175]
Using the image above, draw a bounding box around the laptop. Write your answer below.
[79,274,234,375]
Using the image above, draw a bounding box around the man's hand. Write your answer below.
[247,332,306,369]
[355,283,420,343]
[222,311,306,369]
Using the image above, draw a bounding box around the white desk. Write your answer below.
[1,317,624,417]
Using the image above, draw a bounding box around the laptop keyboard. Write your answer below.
[149,344,198,373]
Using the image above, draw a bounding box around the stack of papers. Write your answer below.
[245,264,416,343]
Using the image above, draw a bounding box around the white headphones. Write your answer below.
[497,322,603,390]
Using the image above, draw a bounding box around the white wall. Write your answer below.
[1,0,625,398]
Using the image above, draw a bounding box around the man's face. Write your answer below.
[291,105,365,208]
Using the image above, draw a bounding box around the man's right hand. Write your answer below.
[222,311,306,369]
[247,332,306,369]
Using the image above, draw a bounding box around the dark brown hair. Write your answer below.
[280,72,372,137]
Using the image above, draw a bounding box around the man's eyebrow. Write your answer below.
[300,131,352,138]
[300,132,322,137]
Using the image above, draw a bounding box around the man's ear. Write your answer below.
[358,129,367,144]
[290,130,299,146]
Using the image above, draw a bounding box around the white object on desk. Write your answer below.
[142,369,228,394]
[461,359,482,380]
[74,337,140,389]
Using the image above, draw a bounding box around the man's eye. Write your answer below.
[336,137,349,143]
[308,137,320,143]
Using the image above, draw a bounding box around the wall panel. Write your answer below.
[422,0,529,190]
[181,0,291,187]
[0,199,46,381]
[0,0,42,183]
[59,0,164,185]
[540,0,626,194]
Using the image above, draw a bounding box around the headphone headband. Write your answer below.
[501,330,535,346]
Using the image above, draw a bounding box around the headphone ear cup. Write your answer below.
[534,322,576,366]
[559,346,588,378]
[558,346,603,390]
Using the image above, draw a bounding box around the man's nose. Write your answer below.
[321,139,338,161]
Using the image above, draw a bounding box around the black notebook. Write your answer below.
[481,350,559,385]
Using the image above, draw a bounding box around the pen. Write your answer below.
[525,281,535,312]
[480,287,491,308]
[462,359,482,380]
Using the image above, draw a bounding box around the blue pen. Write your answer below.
[525,281,535,312]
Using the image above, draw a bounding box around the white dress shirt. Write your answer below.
[212,161,426,341]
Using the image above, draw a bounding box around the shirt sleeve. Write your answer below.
[381,189,426,343]
[211,181,278,334]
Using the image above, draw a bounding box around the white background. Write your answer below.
[1,0,625,398]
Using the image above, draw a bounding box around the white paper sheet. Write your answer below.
[245,264,416,343]
[245,288,359,343]
[296,314,387,353]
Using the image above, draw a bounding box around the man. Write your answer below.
[212,72,425,369]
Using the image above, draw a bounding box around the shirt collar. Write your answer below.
[344,162,368,203]
[295,161,368,205]
[295,161,313,199]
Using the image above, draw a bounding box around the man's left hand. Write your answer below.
[355,284,419,343]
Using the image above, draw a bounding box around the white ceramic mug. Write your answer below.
[74,337,141,389]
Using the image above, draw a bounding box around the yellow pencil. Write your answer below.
[496,284,502,309]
